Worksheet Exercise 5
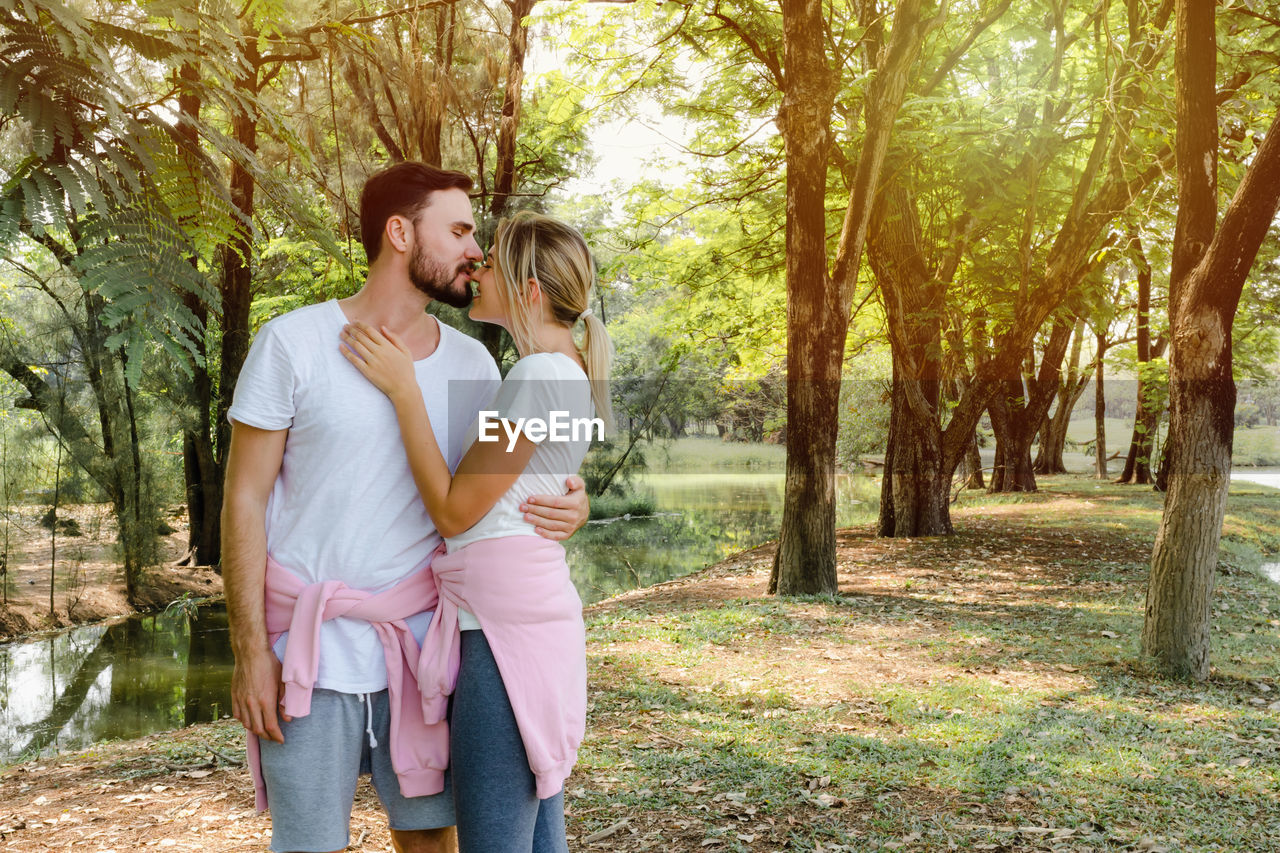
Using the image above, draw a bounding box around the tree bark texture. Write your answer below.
[770,0,840,596]
[217,29,260,498]
[1142,0,1280,680]
[175,48,222,566]
[868,177,953,535]
[986,320,1074,492]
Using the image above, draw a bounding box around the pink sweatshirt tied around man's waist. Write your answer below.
[247,552,446,812]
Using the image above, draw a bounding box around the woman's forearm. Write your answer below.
[390,392,455,528]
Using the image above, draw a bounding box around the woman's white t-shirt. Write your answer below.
[447,351,597,629]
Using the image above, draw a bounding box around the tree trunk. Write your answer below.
[879,365,953,536]
[987,320,1074,492]
[772,0,938,583]
[958,429,985,491]
[1034,317,1087,474]
[1094,334,1108,478]
[490,0,536,219]
[770,0,841,596]
[868,174,952,535]
[1035,404,1071,474]
[175,43,221,567]
[1142,0,1280,679]
[1118,233,1164,485]
[988,385,1037,492]
[216,29,261,502]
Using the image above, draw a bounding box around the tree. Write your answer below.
[1140,0,1280,680]
[771,0,940,593]
[0,0,230,599]
[1117,230,1168,484]
[1034,317,1089,475]
[873,0,1180,530]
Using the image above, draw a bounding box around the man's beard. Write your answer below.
[409,242,473,308]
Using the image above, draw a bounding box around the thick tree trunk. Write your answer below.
[988,386,1037,492]
[879,368,953,536]
[1034,405,1072,474]
[987,320,1074,493]
[770,0,842,596]
[1143,364,1232,679]
[868,175,951,535]
[1142,0,1280,679]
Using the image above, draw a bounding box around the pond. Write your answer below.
[0,607,232,765]
[0,470,879,764]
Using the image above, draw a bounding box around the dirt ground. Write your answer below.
[0,503,223,641]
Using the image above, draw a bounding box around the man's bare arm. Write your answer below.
[521,474,590,542]
[222,423,288,743]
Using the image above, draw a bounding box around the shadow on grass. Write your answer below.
[584,652,1280,850]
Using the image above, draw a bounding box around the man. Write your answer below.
[222,162,589,853]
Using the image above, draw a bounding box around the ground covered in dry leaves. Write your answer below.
[2,478,1278,851]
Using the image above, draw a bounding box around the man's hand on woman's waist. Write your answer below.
[521,475,589,542]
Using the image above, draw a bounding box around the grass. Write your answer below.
[651,436,789,473]
[587,491,659,520]
[572,475,1280,851]
[1066,417,1280,467]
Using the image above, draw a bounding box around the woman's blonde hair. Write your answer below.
[492,211,613,429]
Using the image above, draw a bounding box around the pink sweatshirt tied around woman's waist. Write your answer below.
[418,536,586,799]
[247,552,447,812]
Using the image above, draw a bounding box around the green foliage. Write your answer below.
[0,0,239,382]
[836,352,891,470]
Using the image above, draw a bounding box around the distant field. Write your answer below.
[658,424,1280,472]
[1067,417,1280,467]
[650,436,788,472]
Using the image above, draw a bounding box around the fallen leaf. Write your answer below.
[584,818,629,844]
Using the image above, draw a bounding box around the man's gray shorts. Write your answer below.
[257,687,454,852]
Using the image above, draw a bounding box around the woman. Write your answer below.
[340,210,610,853]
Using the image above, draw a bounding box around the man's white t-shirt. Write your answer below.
[227,299,500,693]
[447,351,596,630]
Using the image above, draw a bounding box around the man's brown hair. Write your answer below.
[359,162,473,263]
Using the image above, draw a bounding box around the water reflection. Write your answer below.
[0,607,233,764]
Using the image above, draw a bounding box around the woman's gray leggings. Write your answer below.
[451,629,569,853]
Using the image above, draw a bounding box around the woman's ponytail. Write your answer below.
[577,310,614,432]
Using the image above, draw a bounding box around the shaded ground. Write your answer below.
[0,504,221,640]
[1,477,1278,851]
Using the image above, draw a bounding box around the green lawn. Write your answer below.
[573,476,1280,851]
[1067,417,1280,467]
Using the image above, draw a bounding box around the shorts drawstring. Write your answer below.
[359,693,378,748]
